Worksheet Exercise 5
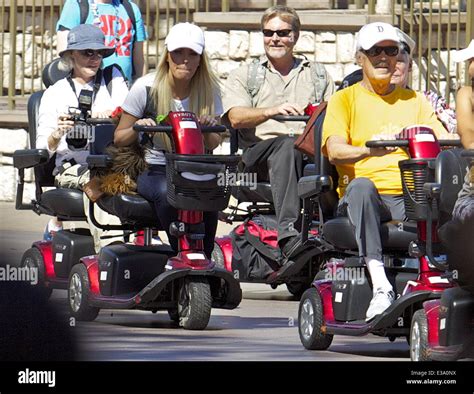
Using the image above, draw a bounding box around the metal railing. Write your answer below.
[1,0,473,110]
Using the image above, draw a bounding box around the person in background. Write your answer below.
[391,28,457,134]
[56,0,147,82]
[452,40,474,222]
[114,23,221,257]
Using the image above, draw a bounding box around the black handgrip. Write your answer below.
[366,139,462,148]
[272,115,310,122]
[86,118,116,125]
[365,140,409,148]
[133,124,227,133]
[460,149,474,158]
[438,139,462,147]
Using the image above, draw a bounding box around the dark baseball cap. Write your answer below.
[59,24,115,58]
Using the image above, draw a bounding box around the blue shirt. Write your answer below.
[57,0,147,81]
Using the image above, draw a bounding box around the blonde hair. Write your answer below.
[261,5,301,34]
[151,48,220,117]
[150,47,220,150]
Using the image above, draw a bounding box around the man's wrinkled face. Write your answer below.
[262,16,298,61]
[358,40,399,82]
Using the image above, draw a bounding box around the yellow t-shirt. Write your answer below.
[322,83,446,197]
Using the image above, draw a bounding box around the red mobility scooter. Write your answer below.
[296,126,463,353]
[411,148,474,361]
[67,111,242,330]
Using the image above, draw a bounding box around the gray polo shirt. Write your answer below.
[222,56,335,148]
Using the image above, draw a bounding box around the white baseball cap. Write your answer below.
[453,40,474,62]
[165,22,205,55]
[356,22,401,50]
[396,28,416,55]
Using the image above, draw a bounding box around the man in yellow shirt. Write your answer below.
[322,22,447,320]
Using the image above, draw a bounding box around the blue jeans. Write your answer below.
[137,165,218,257]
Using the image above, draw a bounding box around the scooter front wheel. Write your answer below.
[298,287,333,350]
[21,248,53,301]
[410,309,432,361]
[68,264,100,322]
[177,277,212,330]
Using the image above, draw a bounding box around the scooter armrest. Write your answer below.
[13,149,49,169]
[87,154,112,169]
[423,182,441,199]
[298,175,333,199]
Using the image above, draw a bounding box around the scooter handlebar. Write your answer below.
[365,140,408,148]
[133,124,227,133]
[272,115,310,122]
[461,149,474,158]
[86,118,116,125]
[366,139,462,148]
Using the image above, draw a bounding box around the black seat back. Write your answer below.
[42,58,69,89]
[313,70,363,221]
[436,148,468,225]
[28,59,71,194]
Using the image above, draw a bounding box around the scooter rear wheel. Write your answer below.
[410,309,431,361]
[178,277,212,330]
[68,264,100,322]
[298,287,333,350]
[21,248,53,301]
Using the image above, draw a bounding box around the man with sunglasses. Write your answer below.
[222,6,335,260]
[322,22,447,321]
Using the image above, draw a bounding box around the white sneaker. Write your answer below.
[366,288,395,321]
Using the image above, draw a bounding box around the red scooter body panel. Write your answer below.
[82,255,100,296]
[167,111,204,155]
[403,125,440,159]
[215,236,233,272]
[424,299,441,347]
[33,241,55,280]
[316,281,335,322]
[166,251,215,271]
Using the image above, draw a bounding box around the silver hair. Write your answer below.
[58,52,74,72]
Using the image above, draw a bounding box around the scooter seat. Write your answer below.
[231,182,273,203]
[98,194,161,228]
[322,217,418,251]
[40,188,86,219]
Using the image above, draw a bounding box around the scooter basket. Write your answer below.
[399,158,438,221]
[165,153,240,211]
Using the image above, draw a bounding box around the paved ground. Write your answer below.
[0,202,411,361]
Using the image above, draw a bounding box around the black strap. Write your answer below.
[78,0,89,24]
[121,0,137,43]
[66,68,103,107]
[243,226,281,270]
[78,0,136,42]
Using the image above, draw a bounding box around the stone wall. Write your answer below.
[204,29,465,103]
[0,128,36,202]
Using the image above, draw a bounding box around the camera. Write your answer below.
[66,89,93,150]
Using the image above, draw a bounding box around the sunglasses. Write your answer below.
[262,29,293,38]
[79,49,107,58]
[363,45,399,57]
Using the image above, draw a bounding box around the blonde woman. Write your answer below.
[114,23,221,256]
